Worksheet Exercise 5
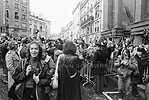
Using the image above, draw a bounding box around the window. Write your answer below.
[33,29,36,33]
[91,10,93,16]
[21,6,27,14]
[87,14,89,19]
[40,26,42,32]
[97,21,99,31]
[21,23,27,29]
[15,12,19,20]
[30,28,31,33]
[95,22,97,32]
[34,25,37,29]
[90,26,92,33]
[14,3,19,10]
[14,21,19,27]
[21,0,27,6]
[6,10,9,18]
[21,14,27,21]
[34,21,37,24]
[29,19,32,25]
[87,3,89,11]
[15,0,19,2]
[6,1,9,9]
[6,5,9,9]
[91,4,93,9]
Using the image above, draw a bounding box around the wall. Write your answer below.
[29,15,51,39]
[72,2,80,39]
[135,0,147,22]
[0,0,4,29]
[45,21,51,39]
[102,0,113,31]
[133,35,142,46]
[121,0,135,29]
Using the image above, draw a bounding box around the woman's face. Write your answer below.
[123,50,129,59]
[30,43,39,58]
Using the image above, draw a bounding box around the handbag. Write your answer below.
[8,83,22,100]
[8,59,26,100]
[51,54,61,89]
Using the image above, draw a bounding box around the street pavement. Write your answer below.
[0,68,8,100]
[0,68,147,100]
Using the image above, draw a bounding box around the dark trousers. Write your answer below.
[94,74,104,94]
[2,58,7,75]
[131,84,139,96]
[23,88,37,100]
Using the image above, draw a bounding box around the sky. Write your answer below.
[30,0,81,34]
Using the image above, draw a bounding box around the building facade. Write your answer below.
[0,0,5,35]
[80,0,103,43]
[131,0,149,45]
[101,0,135,43]
[63,21,73,41]
[100,0,149,45]
[29,14,51,39]
[72,0,149,45]
[0,0,30,37]
[72,1,81,40]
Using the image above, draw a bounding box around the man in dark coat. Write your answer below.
[92,43,109,94]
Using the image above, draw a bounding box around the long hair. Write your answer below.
[27,41,43,60]
[7,40,17,50]
[63,41,77,55]
[121,49,130,60]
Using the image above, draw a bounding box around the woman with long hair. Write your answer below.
[12,41,53,100]
[114,49,137,100]
[56,41,83,100]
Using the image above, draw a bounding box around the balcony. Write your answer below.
[81,16,94,27]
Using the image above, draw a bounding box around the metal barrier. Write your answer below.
[104,59,118,77]
[81,59,94,86]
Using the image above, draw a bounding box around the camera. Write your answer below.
[30,67,40,76]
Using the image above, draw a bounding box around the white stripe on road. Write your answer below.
[102,91,119,100]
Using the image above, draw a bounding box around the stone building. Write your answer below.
[0,0,30,37]
[131,0,149,45]
[29,13,51,39]
[101,0,135,43]
[72,1,82,40]
[80,0,103,43]
[63,21,73,41]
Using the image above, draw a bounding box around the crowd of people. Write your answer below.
[0,34,149,100]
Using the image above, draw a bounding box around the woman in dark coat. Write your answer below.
[12,41,54,100]
[57,41,83,100]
